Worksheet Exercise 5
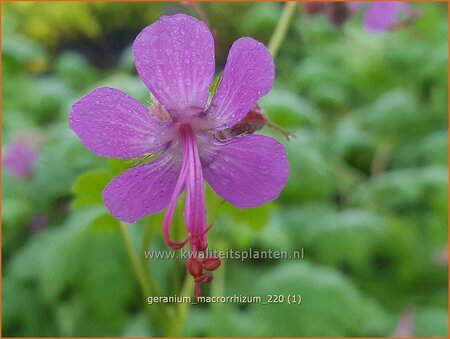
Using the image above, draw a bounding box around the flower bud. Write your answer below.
[203,257,221,271]
[195,274,213,283]
[305,2,325,15]
[326,3,351,28]
[186,258,203,277]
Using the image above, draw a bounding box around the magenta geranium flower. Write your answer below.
[3,139,39,179]
[351,2,419,32]
[70,14,289,296]
[305,2,419,32]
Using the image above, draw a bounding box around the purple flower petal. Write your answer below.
[103,151,180,223]
[205,37,275,131]
[202,134,289,208]
[133,14,215,116]
[364,2,405,32]
[70,87,175,159]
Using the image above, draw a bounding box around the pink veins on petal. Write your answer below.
[69,14,290,296]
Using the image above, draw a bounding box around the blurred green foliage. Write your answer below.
[2,2,448,337]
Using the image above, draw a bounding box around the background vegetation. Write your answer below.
[2,2,448,337]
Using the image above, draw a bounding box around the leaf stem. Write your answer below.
[119,221,170,335]
[371,141,393,177]
[268,2,297,58]
[168,273,195,337]
[211,241,227,298]
[120,222,151,296]
[141,218,163,297]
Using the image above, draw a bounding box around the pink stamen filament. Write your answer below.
[183,125,208,253]
[162,124,212,297]
[162,134,190,249]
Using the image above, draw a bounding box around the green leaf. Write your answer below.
[239,2,280,40]
[260,89,323,127]
[121,313,154,337]
[414,307,448,337]
[282,131,337,201]
[2,34,48,70]
[228,262,389,336]
[31,132,104,203]
[100,74,149,104]
[55,50,98,89]
[7,207,135,336]
[358,88,419,138]
[71,170,113,208]
[350,166,448,214]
